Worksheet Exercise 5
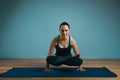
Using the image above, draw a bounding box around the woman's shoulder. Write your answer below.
[69,36,77,45]
[51,36,59,46]
[69,36,75,41]
[52,35,59,42]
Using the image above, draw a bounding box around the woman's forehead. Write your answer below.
[60,25,69,30]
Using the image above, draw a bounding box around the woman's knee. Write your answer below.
[72,58,83,66]
[46,56,62,66]
[46,56,56,63]
[79,58,83,65]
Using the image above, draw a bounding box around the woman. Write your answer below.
[45,22,85,72]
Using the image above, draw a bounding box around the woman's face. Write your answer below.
[59,25,70,37]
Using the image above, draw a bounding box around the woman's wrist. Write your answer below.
[73,53,80,57]
[46,62,50,68]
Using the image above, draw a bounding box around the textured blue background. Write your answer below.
[0,0,120,58]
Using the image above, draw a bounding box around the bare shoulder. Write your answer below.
[51,36,58,45]
[52,36,58,42]
[70,36,76,42]
[70,36,76,46]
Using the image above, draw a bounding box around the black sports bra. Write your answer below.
[55,35,72,56]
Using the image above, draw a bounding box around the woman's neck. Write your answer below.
[60,35,69,41]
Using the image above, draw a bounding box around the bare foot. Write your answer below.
[77,66,86,72]
[77,67,86,72]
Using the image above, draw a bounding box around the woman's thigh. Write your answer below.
[64,57,83,66]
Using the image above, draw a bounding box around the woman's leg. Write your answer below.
[46,55,72,66]
[64,57,85,71]
[64,57,83,66]
[46,56,62,66]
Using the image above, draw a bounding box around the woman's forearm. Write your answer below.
[46,62,50,69]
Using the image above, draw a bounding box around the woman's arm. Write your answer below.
[47,37,56,56]
[45,37,57,72]
[71,37,80,57]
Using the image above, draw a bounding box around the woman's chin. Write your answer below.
[63,35,68,37]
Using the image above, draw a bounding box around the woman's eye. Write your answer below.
[61,29,68,32]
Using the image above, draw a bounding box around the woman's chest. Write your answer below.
[59,40,69,48]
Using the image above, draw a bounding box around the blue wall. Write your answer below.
[0,0,120,58]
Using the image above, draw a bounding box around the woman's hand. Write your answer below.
[72,53,80,58]
[44,68,52,72]
[44,62,52,72]
[75,54,80,57]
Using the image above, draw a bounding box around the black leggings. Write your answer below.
[46,55,83,66]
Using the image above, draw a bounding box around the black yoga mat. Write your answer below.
[0,67,117,77]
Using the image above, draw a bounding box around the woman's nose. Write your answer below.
[63,31,66,34]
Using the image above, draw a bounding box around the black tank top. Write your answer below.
[55,35,72,56]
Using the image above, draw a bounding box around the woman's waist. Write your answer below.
[55,53,72,56]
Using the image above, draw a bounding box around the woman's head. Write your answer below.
[59,22,70,30]
[59,22,70,37]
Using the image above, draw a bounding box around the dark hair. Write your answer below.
[59,22,70,30]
